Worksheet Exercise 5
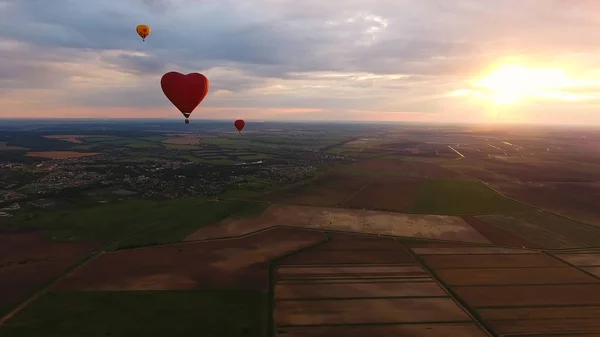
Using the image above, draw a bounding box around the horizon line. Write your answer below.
[0,117,598,127]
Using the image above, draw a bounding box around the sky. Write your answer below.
[1,0,600,124]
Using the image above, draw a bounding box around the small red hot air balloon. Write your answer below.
[160,72,209,124]
[234,119,245,133]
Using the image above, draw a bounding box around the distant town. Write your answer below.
[0,142,351,216]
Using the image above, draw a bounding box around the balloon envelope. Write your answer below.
[234,119,245,132]
[136,24,150,41]
[160,72,210,119]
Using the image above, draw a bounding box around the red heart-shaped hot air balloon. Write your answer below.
[234,119,245,133]
[160,72,209,123]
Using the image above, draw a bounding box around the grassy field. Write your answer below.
[1,198,266,249]
[0,290,266,337]
[113,200,267,249]
[410,179,532,215]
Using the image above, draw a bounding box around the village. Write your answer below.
[0,148,350,216]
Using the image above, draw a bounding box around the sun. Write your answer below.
[475,65,571,105]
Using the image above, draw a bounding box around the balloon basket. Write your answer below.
[184,119,189,124]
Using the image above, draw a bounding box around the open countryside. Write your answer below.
[1,120,600,336]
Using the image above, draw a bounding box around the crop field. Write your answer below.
[258,172,374,207]
[0,257,81,316]
[0,231,95,265]
[454,284,600,307]
[419,253,562,269]
[185,204,491,243]
[553,252,600,278]
[0,142,27,151]
[0,290,266,337]
[273,233,487,335]
[24,151,100,159]
[461,216,542,248]
[55,228,325,291]
[1,198,263,250]
[340,175,424,212]
[410,179,532,215]
[435,267,597,286]
[489,180,600,227]
[478,210,600,249]
[276,324,489,337]
[281,237,414,265]
[418,242,600,336]
[337,159,471,180]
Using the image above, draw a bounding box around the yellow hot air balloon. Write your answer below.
[136,24,151,41]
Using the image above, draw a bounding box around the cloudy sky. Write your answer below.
[1,0,600,124]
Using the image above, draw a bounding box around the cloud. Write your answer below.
[2,0,600,123]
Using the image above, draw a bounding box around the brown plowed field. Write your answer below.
[436,267,598,286]
[24,151,100,159]
[54,228,325,291]
[274,298,472,325]
[340,176,423,212]
[479,306,600,334]
[275,323,489,337]
[479,306,600,321]
[554,253,600,266]
[412,247,534,255]
[186,204,490,243]
[257,172,374,207]
[583,267,600,277]
[461,216,542,248]
[0,256,81,314]
[316,239,404,250]
[275,281,446,299]
[421,254,565,269]
[401,241,488,248]
[280,249,414,265]
[327,232,391,241]
[0,232,96,265]
[276,265,428,280]
[454,284,600,307]
[487,318,600,335]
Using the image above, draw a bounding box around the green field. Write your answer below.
[1,198,265,249]
[0,290,265,337]
[113,200,267,249]
[410,179,532,215]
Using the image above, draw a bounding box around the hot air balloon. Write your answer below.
[234,119,245,133]
[136,24,151,41]
[160,72,210,124]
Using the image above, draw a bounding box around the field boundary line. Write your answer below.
[405,245,497,337]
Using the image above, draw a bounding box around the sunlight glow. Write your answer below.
[475,65,573,105]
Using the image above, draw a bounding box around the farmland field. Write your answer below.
[410,179,533,215]
[185,204,491,243]
[478,210,600,249]
[55,228,325,291]
[0,291,265,337]
[340,175,423,212]
[258,172,374,207]
[24,151,100,159]
[3,121,600,336]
